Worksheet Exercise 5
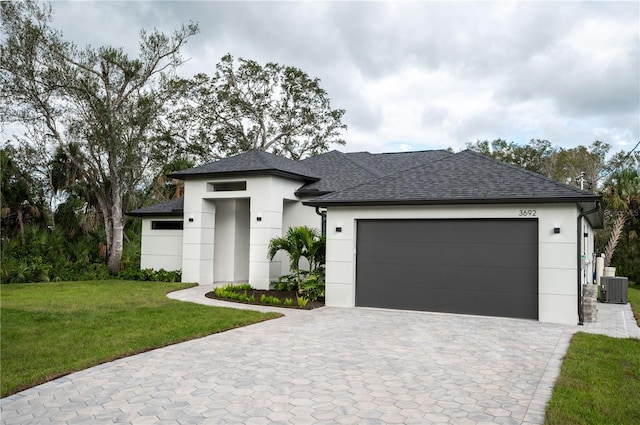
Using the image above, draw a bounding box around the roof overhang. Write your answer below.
[579,200,604,229]
[295,189,332,197]
[169,169,319,183]
[126,209,184,218]
[304,195,604,229]
[304,196,602,208]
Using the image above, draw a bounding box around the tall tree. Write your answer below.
[0,146,46,243]
[601,168,640,267]
[0,1,198,273]
[172,54,347,161]
[148,157,195,202]
[547,141,611,190]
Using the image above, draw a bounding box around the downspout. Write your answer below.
[315,207,327,237]
[577,201,600,325]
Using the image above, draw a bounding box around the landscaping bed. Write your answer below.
[206,288,324,310]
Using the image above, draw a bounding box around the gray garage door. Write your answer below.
[356,219,538,319]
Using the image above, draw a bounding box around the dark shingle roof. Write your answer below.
[297,150,378,194]
[131,149,602,226]
[170,149,318,182]
[296,149,452,194]
[304,150,601,206]
[345,150,453,177]
[127,197,184,217]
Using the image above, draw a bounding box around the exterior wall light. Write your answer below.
[554,227,560,234]
[335,227,342,232]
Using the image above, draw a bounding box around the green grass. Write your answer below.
[545,333,640,424]
[0,280,280,397]
[545,283,640,425]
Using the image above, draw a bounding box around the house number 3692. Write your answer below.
[519,209,536,217]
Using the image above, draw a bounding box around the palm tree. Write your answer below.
[602,168,640,267]
[1,147,44,243]
[149,158,195,201]
[267,226,325,292]
[305,235,326,275]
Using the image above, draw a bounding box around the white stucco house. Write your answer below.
[129,149,602,325]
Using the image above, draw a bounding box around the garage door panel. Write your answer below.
[439,266,537,294]
[358,221,442,243]
[358,240,443,265]
[356,219,538,319]
[425,289,537,319]
[358,287,538,319]
[357,263,444,290]
[438,243,538,268]
[358,265,536,295]
[439,220,537,243]
[439,243,537,268]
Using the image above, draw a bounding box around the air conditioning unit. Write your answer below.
[600,276,629,304]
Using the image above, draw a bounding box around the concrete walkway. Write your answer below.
[2,286,638,425]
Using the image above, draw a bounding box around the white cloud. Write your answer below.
[33,1,640,154]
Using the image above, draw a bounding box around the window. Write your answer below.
[151,221,183,230]
[207,181,247,192]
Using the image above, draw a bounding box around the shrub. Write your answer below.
[271,274,298,291]
[117,268,181,282]
[213,283,255,302]
[299,272,325,301]
[297,297,309,308]
[259,294,281,305]
[0,227,112,284]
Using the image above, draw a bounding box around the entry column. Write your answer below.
[182,199,215,284]
[248,180,283,290]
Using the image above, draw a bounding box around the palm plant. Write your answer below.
[149,158,195,201]
[267,226,325,292]
[1,147,45,243]
[602,168,640,267]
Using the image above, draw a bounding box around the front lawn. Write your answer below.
[545,283,640,425]
[0,280,280,397]
[544,333,640,424]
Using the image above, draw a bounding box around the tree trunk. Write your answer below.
[106,190,124,274]
[17,209,25,245]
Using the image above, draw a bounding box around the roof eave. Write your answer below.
[295,189,332,197]
[304,196,601,207]
[169,169,319,182]
[126,210,184,218]
[579,200,604,229]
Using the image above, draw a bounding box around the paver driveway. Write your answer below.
[1,302,577,425]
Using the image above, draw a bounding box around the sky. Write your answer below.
[44,0,640,154]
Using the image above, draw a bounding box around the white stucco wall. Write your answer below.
[140,218,183,271]
[323,203,585,325]
[180,175,307,289]
[181,196,215,284]
[213,199,250,283]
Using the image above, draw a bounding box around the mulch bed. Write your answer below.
[205,289,325,310]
